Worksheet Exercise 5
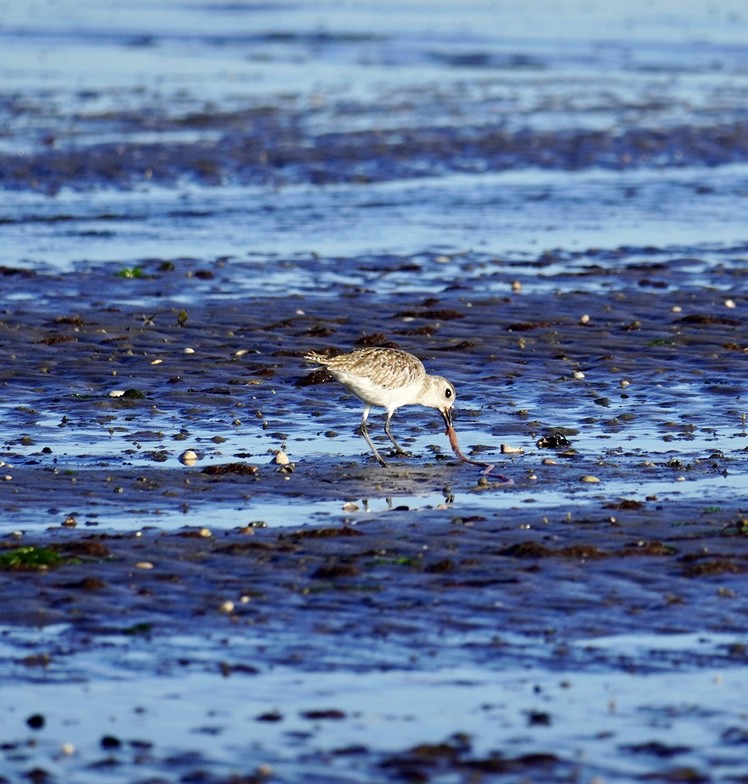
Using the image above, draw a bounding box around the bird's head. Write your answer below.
[422,375,456,433]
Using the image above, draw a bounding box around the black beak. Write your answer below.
[441,408,453,431]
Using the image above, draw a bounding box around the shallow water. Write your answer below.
[2,622,747,783]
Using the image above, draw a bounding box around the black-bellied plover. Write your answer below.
[305,347,456,466]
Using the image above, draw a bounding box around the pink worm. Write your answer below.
[445,424,501,478]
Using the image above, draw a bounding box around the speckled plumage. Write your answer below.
[305,347,456,466]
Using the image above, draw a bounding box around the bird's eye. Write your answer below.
[445,388,453,399]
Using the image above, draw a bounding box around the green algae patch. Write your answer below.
[0,546,67,570]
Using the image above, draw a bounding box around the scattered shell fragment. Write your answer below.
[542,458,557,465]
[500,443,523,454]
[150,358,163,365]
[109,389,125,397]
[271,450,290,465]
[671,305,682,313]
[572,370,585,379]
[536,433,570,449]
[579,313,590,324]
[62,514,77,528]
[342,502,359,512]
[725,299,736,308]
[219,600,235,614]
[183,347,195,354]
[580,475,601,483]
[134,561,154,570]
[179,450,198,466]
[198,527,212,538]
[620,379,631,389]
[511,280,522,293]
[235,349,249,357]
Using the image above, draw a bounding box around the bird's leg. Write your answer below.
[357,407,387,466]
[384,411,410,456]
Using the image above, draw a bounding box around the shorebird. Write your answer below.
[305,347,456,466]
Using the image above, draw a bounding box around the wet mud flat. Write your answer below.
[1,250,747,527]
[2,1,748,780]
[1,505,748,784]
[1,256,748,783]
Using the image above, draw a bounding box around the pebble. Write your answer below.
[572,370,585,379]
[219,600,235,614]
[620,379,631,388]
[183,347,195,354]
[511,280,522,293]
[580,475,601,483]
[26,714,45,730]
[579,313,590,324]
[109,389,125,397]
[341,502,359,512]
[500,443,524,454]
[541,458,557,465]
[150,358,163,365]
[725,299,736,308]
[179,450,198,466]
[134,561,154,570]
[271,450,290,465]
